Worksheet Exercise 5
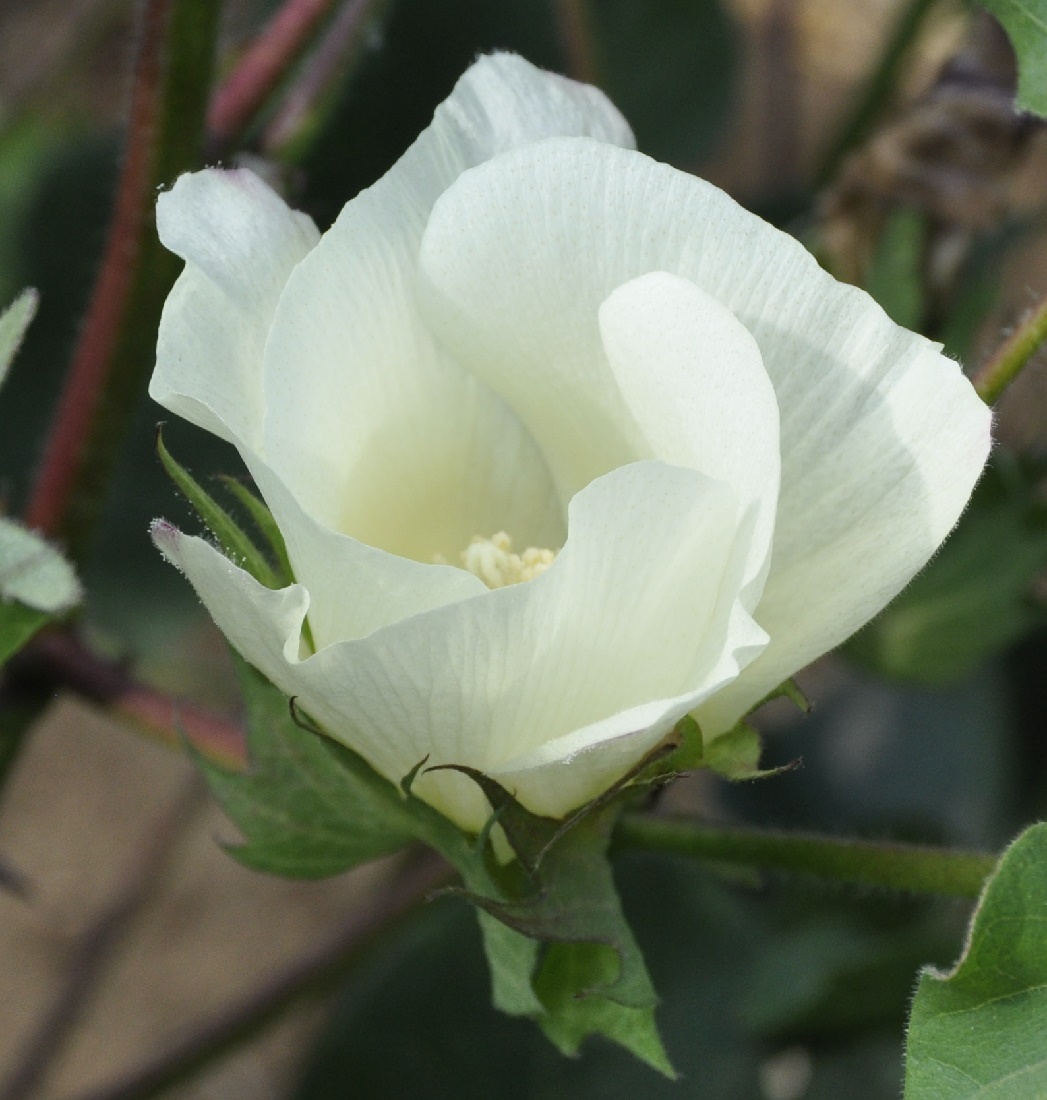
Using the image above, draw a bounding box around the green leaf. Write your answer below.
[845,460,1047,683]
[980,1,1047,117]
[864,209,925,330]
[904,823,1047,1097]
[0,599,50,667]
[194,659,420,877]
[0,288,37,390]
[157,431,282,590]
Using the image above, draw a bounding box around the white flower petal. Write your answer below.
[0,517,81,613]
[156,461,764,830]
[245,458,487,648]
[151,169,320,450]
[418,136,991,732]
[598,271,780,603]
[258,55,631,545]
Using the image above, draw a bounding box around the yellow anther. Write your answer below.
[460,531,556,588]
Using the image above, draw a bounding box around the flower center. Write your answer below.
[458,531,556,589]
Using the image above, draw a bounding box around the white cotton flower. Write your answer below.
[149,54,991,831]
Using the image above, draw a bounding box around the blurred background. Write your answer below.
[1,1,1046,1097]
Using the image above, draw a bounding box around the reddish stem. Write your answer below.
[27,631,246,769]
[24,0,172,539]
[207,0,337,147]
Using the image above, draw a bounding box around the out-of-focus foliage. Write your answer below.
[846,460,1047,684]
[585,0,737,163]
[864,208,926,330]
[981,0,1047,116]
[0,288,79,664]
[905,823,1047,1098]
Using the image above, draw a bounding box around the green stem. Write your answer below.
[812,0,940,190]
[972,291,1047,404]
[615,815,996,898]
[24,0,220,564]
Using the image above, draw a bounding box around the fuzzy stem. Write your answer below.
[615,814,996,898]
[24,0,219,563]
[972,291,1047,405]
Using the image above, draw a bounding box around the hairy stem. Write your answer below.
[615,814,996,898]
[24,0,219,563]
[972,291,1047,404]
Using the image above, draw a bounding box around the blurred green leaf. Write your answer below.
[0,287,37,388]
[0,120,66,306]
[844,461,1047,684]
[905,822,1047,1097]
[980,1,1047,117]
[864,209,925,330]
[588,0,737,163]
[0,517,80,614]
[0,598,50,667]
[194,659,420,877]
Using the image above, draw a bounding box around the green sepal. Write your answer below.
[156,429,282,590]
[663,716,796,781]
[429,755,675,1075]
[751,677,810,715]
[704,723,798,781]
[534,941,673,1076]
[216,475,295,587]
[904,822,1047,1097]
